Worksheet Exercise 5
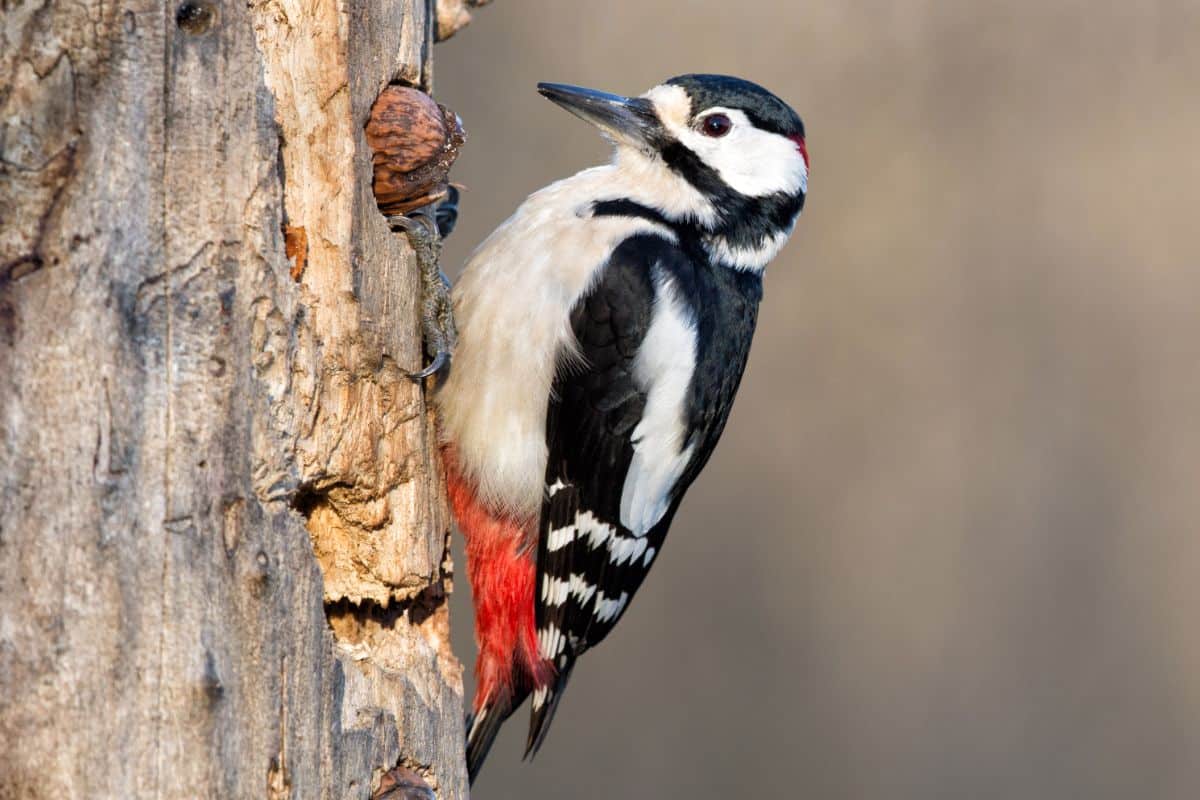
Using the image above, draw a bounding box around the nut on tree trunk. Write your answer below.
[373,765,437,800]
[366,86,466,217]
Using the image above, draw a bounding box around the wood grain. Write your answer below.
[0,0,475,796]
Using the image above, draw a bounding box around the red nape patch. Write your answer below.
[442,446,554,713]
[789,134,809,170]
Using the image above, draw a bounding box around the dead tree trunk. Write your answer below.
[0,0,481,797]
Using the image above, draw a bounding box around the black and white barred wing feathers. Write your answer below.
[528,234,761,753]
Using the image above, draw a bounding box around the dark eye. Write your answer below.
[700,113,732,138]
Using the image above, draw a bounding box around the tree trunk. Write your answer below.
[0,0,472,797]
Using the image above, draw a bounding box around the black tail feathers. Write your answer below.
[466,686,522,785]
[524,662,575,762]
[466,664,576,784]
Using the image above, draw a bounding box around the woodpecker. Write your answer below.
[436,74,809,783]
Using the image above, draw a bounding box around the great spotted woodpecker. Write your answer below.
[436,74,809,782]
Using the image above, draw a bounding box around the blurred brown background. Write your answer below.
[435,2,1200,797]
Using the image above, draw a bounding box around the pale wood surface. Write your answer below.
[0,0,469,796]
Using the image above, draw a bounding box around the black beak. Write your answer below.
[537,83,661,149]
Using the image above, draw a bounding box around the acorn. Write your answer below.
[366,86,466,217]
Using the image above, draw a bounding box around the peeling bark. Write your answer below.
[0,0,478,797]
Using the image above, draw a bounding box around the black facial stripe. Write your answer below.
[658,140,729,201]
[625,139,806,253]
[592,188,802,269]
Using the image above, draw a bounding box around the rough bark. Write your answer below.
[0,0,472,797]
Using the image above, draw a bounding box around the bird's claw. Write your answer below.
[407,349,449,380]
[388,208,458,381]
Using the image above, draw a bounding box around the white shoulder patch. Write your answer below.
[618,269,697,536]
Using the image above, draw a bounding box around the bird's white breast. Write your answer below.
[438,164,682,518]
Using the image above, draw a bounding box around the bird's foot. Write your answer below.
[388,206,458,381]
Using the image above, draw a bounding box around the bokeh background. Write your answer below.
[435,2,1200,797]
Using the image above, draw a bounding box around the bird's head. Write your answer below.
[538,74,807,268]
[537,75,808,196]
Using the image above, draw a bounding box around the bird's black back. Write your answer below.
[527,227,762,753]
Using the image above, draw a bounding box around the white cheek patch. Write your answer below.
[677,108,807,198]
[644,87,807,200]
